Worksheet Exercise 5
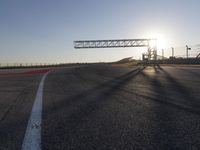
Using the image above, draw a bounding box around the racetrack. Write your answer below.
[0,64,200,149]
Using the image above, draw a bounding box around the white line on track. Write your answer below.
[21,72,49,150]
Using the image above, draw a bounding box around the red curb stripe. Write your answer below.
[0,69,51,77]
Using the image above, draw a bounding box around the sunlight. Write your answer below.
[147,32,167,50]
[149,39,157,48]
[157,38,167,50]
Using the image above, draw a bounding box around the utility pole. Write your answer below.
[171,47,174,58]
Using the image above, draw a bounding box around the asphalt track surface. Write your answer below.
[0,64,200,150]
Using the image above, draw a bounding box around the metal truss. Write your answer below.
[197,53,200,58]
[74,39,157,48]
[74,39,157,60]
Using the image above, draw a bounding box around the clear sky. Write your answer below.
[0,0,200,64]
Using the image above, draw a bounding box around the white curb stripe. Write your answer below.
[22,72,48,150]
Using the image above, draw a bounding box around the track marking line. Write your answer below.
[21,72,49,150]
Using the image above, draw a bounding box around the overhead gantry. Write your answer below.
[74,39,157,61]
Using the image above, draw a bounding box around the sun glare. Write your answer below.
[147,32,167,50]
[149,40,157,48]
[157,38,167,50]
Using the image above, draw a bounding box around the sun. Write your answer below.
[157,38,167,50]
[149,39,157,48]
[147,32,167,50]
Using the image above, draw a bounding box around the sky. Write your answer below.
[0,0,200,64]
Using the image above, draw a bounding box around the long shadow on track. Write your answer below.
[44,65,200,127]
[150,65,200,149]
[142,65,200,114]
[43,65,200,149]
[44,66,146,120]
[45,65,200,123]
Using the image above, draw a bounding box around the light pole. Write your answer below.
[171,47,174,58]
[186,45,191,59]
